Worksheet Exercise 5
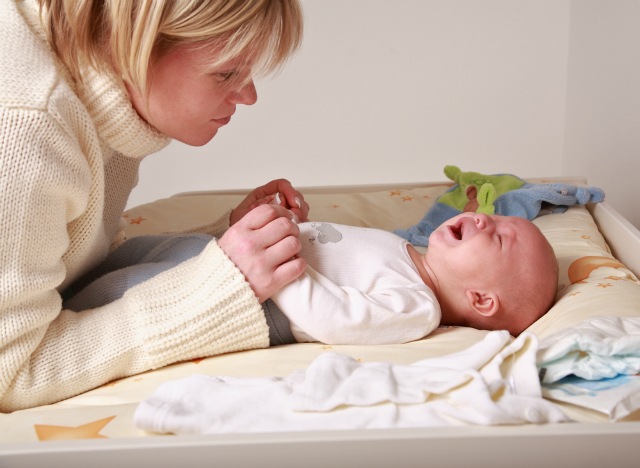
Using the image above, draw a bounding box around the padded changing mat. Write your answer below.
[1,180,639,443]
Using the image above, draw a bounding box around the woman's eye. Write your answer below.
[215,71,238,82]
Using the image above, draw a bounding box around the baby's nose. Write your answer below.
[473,213,493,230]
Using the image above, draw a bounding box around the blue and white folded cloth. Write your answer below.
[537,316,640,383]
[537,316,640,420]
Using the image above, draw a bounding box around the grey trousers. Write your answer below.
[63,234,296,346]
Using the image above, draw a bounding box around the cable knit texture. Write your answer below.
[0,0,268,412]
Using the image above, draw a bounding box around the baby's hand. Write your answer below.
[230,179,309,226]
[248,193,298,221]
[249,193,277,208]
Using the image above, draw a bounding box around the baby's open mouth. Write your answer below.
[449,221,463,240]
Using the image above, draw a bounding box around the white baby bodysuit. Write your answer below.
[272,222,440,344]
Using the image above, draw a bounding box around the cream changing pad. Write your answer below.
[2,180,640,443]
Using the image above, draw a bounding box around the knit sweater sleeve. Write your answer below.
[0,106,268,413]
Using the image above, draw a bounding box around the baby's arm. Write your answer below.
[272,267,439,345]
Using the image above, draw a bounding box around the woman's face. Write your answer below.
[126,44,258,146]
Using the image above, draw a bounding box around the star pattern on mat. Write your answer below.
[389,190,402,196]
[128,216,146,225]
[101,379,120,388]
[34,416,115,441]
[597,283,613,289]
[401,195,414,202]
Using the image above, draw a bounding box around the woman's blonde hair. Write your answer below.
[38,0,303,95]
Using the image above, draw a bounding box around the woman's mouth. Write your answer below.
[212,116,232,126]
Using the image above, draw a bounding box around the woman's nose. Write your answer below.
[230,79,258,105]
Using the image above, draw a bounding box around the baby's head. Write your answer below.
[425,212,558,335]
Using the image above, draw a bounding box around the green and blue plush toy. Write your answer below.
[394,165,605,246]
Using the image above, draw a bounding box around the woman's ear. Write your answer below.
[466,290,500,317]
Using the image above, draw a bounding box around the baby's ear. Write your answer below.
[466,290,500,317]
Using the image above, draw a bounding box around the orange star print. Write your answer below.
[128,216,146,225]
[34,416,115,441]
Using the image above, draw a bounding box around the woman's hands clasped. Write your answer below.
[218,179,310,303]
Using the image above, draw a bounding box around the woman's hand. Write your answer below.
[218,204,306,303]
[230,179,309,226]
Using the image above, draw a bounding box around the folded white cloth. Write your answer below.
[134,331,567,435]
[537,316,640,384]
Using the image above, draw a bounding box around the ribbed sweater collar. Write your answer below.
[78,69,171,159]
[19,0,170,159]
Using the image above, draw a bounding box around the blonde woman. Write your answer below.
[0,0,306,412]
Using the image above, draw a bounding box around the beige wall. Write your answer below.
[563,0,640,228]
[128,0,639,229]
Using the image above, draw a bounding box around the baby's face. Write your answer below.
[425,213,551,290]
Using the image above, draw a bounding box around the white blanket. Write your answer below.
[134,331,568,435]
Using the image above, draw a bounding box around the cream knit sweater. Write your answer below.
[0,0,268,412]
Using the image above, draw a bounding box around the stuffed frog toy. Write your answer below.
[395,165,605,246]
